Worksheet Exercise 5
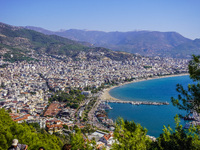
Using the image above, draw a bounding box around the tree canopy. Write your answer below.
[150,115,200,150]
[49,90,85,109]
[70,128,96,150]
[111,117,151,150]
[172,55,200,113]
[110,116,200,150]
[0,109,63,150]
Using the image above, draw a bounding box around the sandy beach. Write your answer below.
[100,73,189,101]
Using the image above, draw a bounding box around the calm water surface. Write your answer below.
[107,75,192,137]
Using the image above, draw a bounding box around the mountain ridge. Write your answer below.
[25,26,200,58]
[0,22,134,62]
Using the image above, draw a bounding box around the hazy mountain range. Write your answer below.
[25,26,200,58]
[0,22,134,62]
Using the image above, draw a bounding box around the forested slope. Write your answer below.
[0,109,63,150]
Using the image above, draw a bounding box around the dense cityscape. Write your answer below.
[0,53,189,149]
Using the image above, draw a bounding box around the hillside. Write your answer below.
[0,109,63,149]
[170,39,200,58]
[0,22,134,62]
[26,26,200,58]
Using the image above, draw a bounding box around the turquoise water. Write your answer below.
[107,75,192,137]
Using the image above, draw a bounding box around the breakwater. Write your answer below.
[102,100,169,106]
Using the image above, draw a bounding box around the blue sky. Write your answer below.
[0,0,200,39]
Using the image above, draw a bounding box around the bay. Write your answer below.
[107,75,192,137]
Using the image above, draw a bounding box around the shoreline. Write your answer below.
[100,73,189,101]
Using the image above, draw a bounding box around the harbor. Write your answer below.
[105,75,194,137]
[102,100,169,106]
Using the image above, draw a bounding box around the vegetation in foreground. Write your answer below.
[1,107,200,150]
[0,109,63,150]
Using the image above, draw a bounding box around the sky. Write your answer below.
[0,0,200,39]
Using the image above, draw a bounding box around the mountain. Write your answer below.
[170,39,200,58]
[0,22,134,62]
[25,26,55,35]
[25,26,200,58]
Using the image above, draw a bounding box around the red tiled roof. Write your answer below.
[13,114,31,122]
[46,124,63,129]
[43,102,61,116]
[103,134,111,141]
[9,113,20,119]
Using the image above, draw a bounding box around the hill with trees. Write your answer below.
[0,109,63,150]
[26,26,200,58]
[0,22,134,62]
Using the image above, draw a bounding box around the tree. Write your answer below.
[70,129,84,150]
[70,128,95,150]
[111,117,151,150]
[162,54,200,150]
[0,108,63,150]
[63,125,69,130]
[171,55,200,114]
[150,115,200,150]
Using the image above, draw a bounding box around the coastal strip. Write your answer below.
[100,73,189,103]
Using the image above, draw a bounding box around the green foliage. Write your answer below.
[0,23,88,61]
[30,91,36,95]
[70,128,95,150]
[0,44,35,62]
[63,125,69,130]
[49,90,85,109]
[28,122,40,132]
[81,124,95,134]
[111,117,200,150]
[171,83,200,113]
[0,64,8,68]
[0,82,6,88]
[0,109,63,150]
[150,115,200,150]
[70,129,84,150]
[189,55,200,81]
[143,65,152,69]
[171,55,200,113]
[83,98,97,122]
[165,54,200,149]
[111,117,151,150]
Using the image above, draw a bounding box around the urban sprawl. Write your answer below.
[0,54,189,149]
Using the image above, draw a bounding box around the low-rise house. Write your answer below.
[13,114,32,123]
[46,119,64,134]
[99,134,111,145]
[46,124,63,134]
[99,132,114,146]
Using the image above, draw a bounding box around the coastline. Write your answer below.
[100,73,189,101]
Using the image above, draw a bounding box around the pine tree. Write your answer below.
[0,109,63,150]
[150,115,200,150]
[111,117,151,150]
[171,55,200,114]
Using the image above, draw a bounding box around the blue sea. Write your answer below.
[107,75,193,137]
